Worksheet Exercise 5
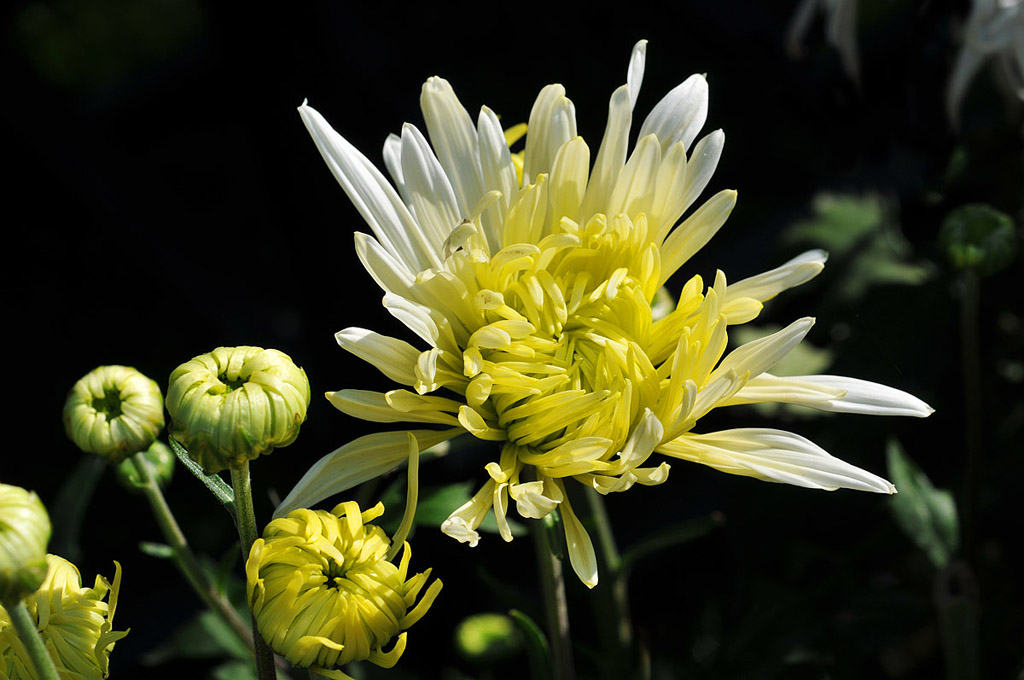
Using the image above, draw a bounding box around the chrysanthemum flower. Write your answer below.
[0,555,126,680]
[246,501,442,679]
[166,346,311,474]
[63,365,165,463]
[280,41,933,586]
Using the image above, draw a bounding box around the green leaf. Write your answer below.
[137,541,175,559]
[887,439,960,569]
[142,611,251,665]
[169,437,237,525]
[508,609,553,680]
[620,512,725,570]
[210,660,257,680]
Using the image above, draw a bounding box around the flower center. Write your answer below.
[92,389,124,420]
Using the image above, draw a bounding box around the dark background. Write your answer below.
[6,1,1022,678]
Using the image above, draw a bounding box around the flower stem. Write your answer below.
[584,489,634,658]
[130,453,255,653]
[3,599,60,680]
[230,461,277,680]
[531,513,575,680]
[960,270,982,565]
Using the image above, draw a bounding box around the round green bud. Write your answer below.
[0,484,51,604]
[454,613,522,664]
[63,366,166,463]
[939,204,1018,276]
[166,346,311,474]
[114,440,175,492]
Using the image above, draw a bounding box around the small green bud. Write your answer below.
[166,346,311,474]
[63,366,165,463]
[939,204,1017,276]
[0,484,51,604]
[114,441,175,492]
[454,613,522,664]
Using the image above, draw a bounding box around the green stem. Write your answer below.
[230,461,277,680]
[960,270,982,564]
[585,489,634,653]
[4,599,60,680]
[130,453,255,653]
[531,514,575,680]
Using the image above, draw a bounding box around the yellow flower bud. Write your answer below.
[246,501,442,678]
[63,366,165,463]
[0,485,51,604]
[166,346,311,474]
[0,555,127,680]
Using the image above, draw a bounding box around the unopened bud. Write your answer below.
[0,484,51,604]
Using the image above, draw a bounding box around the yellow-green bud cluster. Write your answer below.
[167,346,311,474]
[0,555,127,680]
[0,485,51,605]
[246,501,442,678]
[63,366,165,463]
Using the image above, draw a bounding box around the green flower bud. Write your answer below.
[166,346,311,474]
[0,554,127,679]
[939,204,1018,276]
[63,366,165,463]
[0,484,51,604]
[114,441,175,492]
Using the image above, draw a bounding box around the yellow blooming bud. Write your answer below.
[166,346,311,474]
[114,440,175,492]
[246,501,442,679]
[0,485,51,604]
[63,366,165,463]
[0,555,127,680]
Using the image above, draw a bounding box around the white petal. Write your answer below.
[711,317,815,382]
[638,73,709,153]
[658,428,895,493]
[658,189,737,285]
[325,390,461,425]
[770,374,934,417]
[725,249,827,303]
[299,102,434,272]
[524,84,578,186]
[335,327,421,385]
[383,293,442,346]
[353,231,415,297]
[678,130,725,216]
[274,428,463,517]
[607,134,661,218]
[382,133,405,195]
[420,77,485,217]
[559,492,599,588]
[580,84,632,219]
[477,106,519,253]
[627,39,648,111]
[400,123,462,250]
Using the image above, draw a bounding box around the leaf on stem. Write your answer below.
[169,438,237,525]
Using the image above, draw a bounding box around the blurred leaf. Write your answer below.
[939,204,1018,276]
[143,611,251,665]
[137,541,175,559]
[454,613,523,664]
[169,438,237,526]
[782,192,933,302]
[49,453,105,563]
[886,439,960,569]
[508,609,553,680]
[211,660,256,680]
[620,512,725,570]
